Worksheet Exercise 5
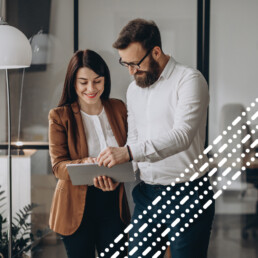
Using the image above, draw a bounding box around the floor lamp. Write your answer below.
[0,18,32,257]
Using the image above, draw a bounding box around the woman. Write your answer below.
[48,49,130,258]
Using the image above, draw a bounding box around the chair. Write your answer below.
[219,104,249,193]
[217,104,257,232]
[220,103,258,239]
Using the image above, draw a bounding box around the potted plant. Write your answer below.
[0,185,36,258]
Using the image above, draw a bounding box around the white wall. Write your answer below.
[209,0,258,143]
[79,0,197,102]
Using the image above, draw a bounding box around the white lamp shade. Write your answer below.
[0,24,32,69]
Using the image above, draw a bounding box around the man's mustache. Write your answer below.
[134,70,146,76]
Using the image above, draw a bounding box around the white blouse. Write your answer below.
[80,108,119,158]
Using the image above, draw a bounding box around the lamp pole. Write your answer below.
[0,17,12,258]
[0,17,32,258]
[5,68,12,258]
[0,17,13,258]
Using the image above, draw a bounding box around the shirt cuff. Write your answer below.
[129,142,145,162]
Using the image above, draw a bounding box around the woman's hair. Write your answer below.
[113,18,162,51]
[58,49,111,107]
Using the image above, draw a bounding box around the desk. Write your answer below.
[0,150,36,220]
[0,148,56,245]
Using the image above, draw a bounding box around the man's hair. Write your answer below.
[113,18,162,51]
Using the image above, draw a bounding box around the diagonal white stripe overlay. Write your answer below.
[106,117,256,258]
[99,98,258,257]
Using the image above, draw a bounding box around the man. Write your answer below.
[97,18,215,258]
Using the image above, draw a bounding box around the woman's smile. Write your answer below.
[84,92,99,98]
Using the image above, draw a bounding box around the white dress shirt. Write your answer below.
[80,108,118,158]
[127,56,210,185]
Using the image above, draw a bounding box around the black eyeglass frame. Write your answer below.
[119,47,154,69]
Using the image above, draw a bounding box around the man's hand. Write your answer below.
[93,176,119,191]
[97,146,129,168]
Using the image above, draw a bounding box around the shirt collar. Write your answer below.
[159,55,176,80]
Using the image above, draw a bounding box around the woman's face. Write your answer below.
[75,67,105,107]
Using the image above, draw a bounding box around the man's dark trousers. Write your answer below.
[128,174,215,258]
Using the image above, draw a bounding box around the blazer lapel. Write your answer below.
[71,102,88,158]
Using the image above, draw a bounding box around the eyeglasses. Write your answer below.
[119,47,153,70]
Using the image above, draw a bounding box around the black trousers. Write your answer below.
[129,175,215,258]
[61,186,127,258]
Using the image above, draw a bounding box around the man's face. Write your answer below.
[118,42,161,88]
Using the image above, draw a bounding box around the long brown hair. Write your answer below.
[58,49,111,107]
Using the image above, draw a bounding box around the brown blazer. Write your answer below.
[48,99,131,235]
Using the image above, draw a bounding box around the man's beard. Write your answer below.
[134,56,160,88]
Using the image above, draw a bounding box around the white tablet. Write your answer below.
[66,162,136,185]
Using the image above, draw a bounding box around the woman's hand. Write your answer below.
[93,176,119,191]
[84,157,97,163]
